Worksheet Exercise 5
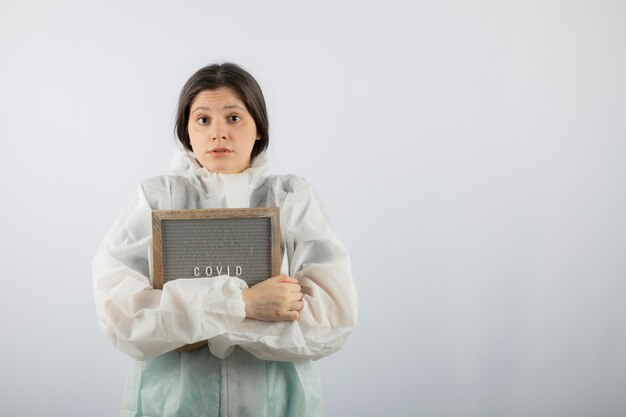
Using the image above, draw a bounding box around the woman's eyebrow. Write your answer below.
[223,104,245,110]
[191,104,246,113]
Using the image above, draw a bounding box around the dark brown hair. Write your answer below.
[175,63,269,160]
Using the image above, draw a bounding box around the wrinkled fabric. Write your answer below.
[93,147,358,417]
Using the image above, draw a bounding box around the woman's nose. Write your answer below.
[210,120,227,141]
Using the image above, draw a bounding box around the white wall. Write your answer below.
[1,1,625,416]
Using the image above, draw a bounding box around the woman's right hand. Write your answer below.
[241,275,304,321]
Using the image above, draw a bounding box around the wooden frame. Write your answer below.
[151,207,281,290]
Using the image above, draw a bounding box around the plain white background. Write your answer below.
[1,1,625,416]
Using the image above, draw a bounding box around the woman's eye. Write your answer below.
[198,116,209,125]
[228,115,241,123]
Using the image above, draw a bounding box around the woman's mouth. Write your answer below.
[208,148,232,157]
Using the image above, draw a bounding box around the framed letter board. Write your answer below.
[151,207,281,289]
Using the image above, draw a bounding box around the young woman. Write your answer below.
[93,63,358,417]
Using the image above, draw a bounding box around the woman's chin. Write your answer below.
[202,161,246,174]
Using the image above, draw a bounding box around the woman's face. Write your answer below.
[188,87,260,174]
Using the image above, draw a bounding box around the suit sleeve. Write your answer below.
[207,177,358,361]
[92,184,248,361]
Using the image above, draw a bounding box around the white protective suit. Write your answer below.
[92,147,358,417]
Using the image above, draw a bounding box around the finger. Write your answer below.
[288,291,304,301]
[290,301,304,311]
[285,283,302,293]
[300,285,312,296]
[283,310,300,321]
[287,291,303,302]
